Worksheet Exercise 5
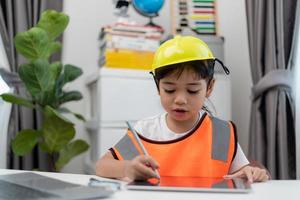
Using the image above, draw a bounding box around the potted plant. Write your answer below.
[0,10,89,172]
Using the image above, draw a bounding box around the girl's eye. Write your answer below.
[187,90,200,94]
[164,89,175,93]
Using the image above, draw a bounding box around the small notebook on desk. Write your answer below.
[126,176,251,193]
[0,172,114,199]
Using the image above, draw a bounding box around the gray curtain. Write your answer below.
[0,0,62,171]
[246,0,297,179]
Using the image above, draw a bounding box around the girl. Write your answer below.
[96,36,269,183]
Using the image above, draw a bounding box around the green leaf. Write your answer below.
[44,105,73,123]
[48,41,62,56]
[55,139,89,171]
[18,59,55,102]
[41,90,56,107]
[14,27,50,61]
[37,10,69,40]
[39,142,51,153]
[56,107,70,113]
[57,107,86,122]
[42,106,75,153]
[12,129,41,156]
[0,93,34,108]
[73,113,86,122]
[64,65,83,83]
[50,61,63,80]
[59,91,82,104]
[55,65,82,97]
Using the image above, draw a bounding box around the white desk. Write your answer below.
[0,169,299,200]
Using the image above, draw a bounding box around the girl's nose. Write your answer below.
[174,94,187,105]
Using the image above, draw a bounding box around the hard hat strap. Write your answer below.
[149,71,159,91]
[215,58,230,75]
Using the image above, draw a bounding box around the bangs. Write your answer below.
[154,60,215,81]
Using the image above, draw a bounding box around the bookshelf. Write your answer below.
[171,0,219,35]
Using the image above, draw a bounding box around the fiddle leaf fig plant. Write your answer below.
[0,10,89,171]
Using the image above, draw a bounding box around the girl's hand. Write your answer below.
[224,165,269,183]
[123,155,160,181]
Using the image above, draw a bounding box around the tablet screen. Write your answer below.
[126,176,251,193]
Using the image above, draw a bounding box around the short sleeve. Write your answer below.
[229,143,249,173]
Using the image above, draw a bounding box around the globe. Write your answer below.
[132,0,164,17]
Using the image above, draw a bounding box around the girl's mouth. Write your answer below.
[172,109,188,119]
[173,109,188,116]
[174,108,187,113]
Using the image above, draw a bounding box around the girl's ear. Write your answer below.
[151,73,160,95]
[157,87,161,95]
[154,79,161,95]
[206,79,215,97]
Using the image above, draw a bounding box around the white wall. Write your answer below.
[217,0,252,154]
[62,0,252,173]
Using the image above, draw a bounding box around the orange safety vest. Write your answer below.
[111,113,237,178]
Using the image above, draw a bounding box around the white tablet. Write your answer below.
[126,176,251,193]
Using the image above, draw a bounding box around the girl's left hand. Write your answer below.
[223,165,269,183]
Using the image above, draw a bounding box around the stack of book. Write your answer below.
[99,23,163,70]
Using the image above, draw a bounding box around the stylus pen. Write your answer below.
[126,121,160,179]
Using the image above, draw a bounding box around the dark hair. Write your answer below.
[153,59,215,89]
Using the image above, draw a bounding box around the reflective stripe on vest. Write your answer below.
[112,113,236,177]
[113,130,145,160]
[211,117,231,162]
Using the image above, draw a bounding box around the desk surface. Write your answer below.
[0,169,299,200]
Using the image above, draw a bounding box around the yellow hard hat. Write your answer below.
[152,35,215,73]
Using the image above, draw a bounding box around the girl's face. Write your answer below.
[158,68,214,131]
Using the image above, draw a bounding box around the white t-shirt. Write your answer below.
[134,111,249,174]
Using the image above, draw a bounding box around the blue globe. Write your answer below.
[132,0,164,17]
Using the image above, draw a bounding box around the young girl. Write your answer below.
[96,36,269,183]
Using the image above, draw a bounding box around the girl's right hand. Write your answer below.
[124,155,160,181]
